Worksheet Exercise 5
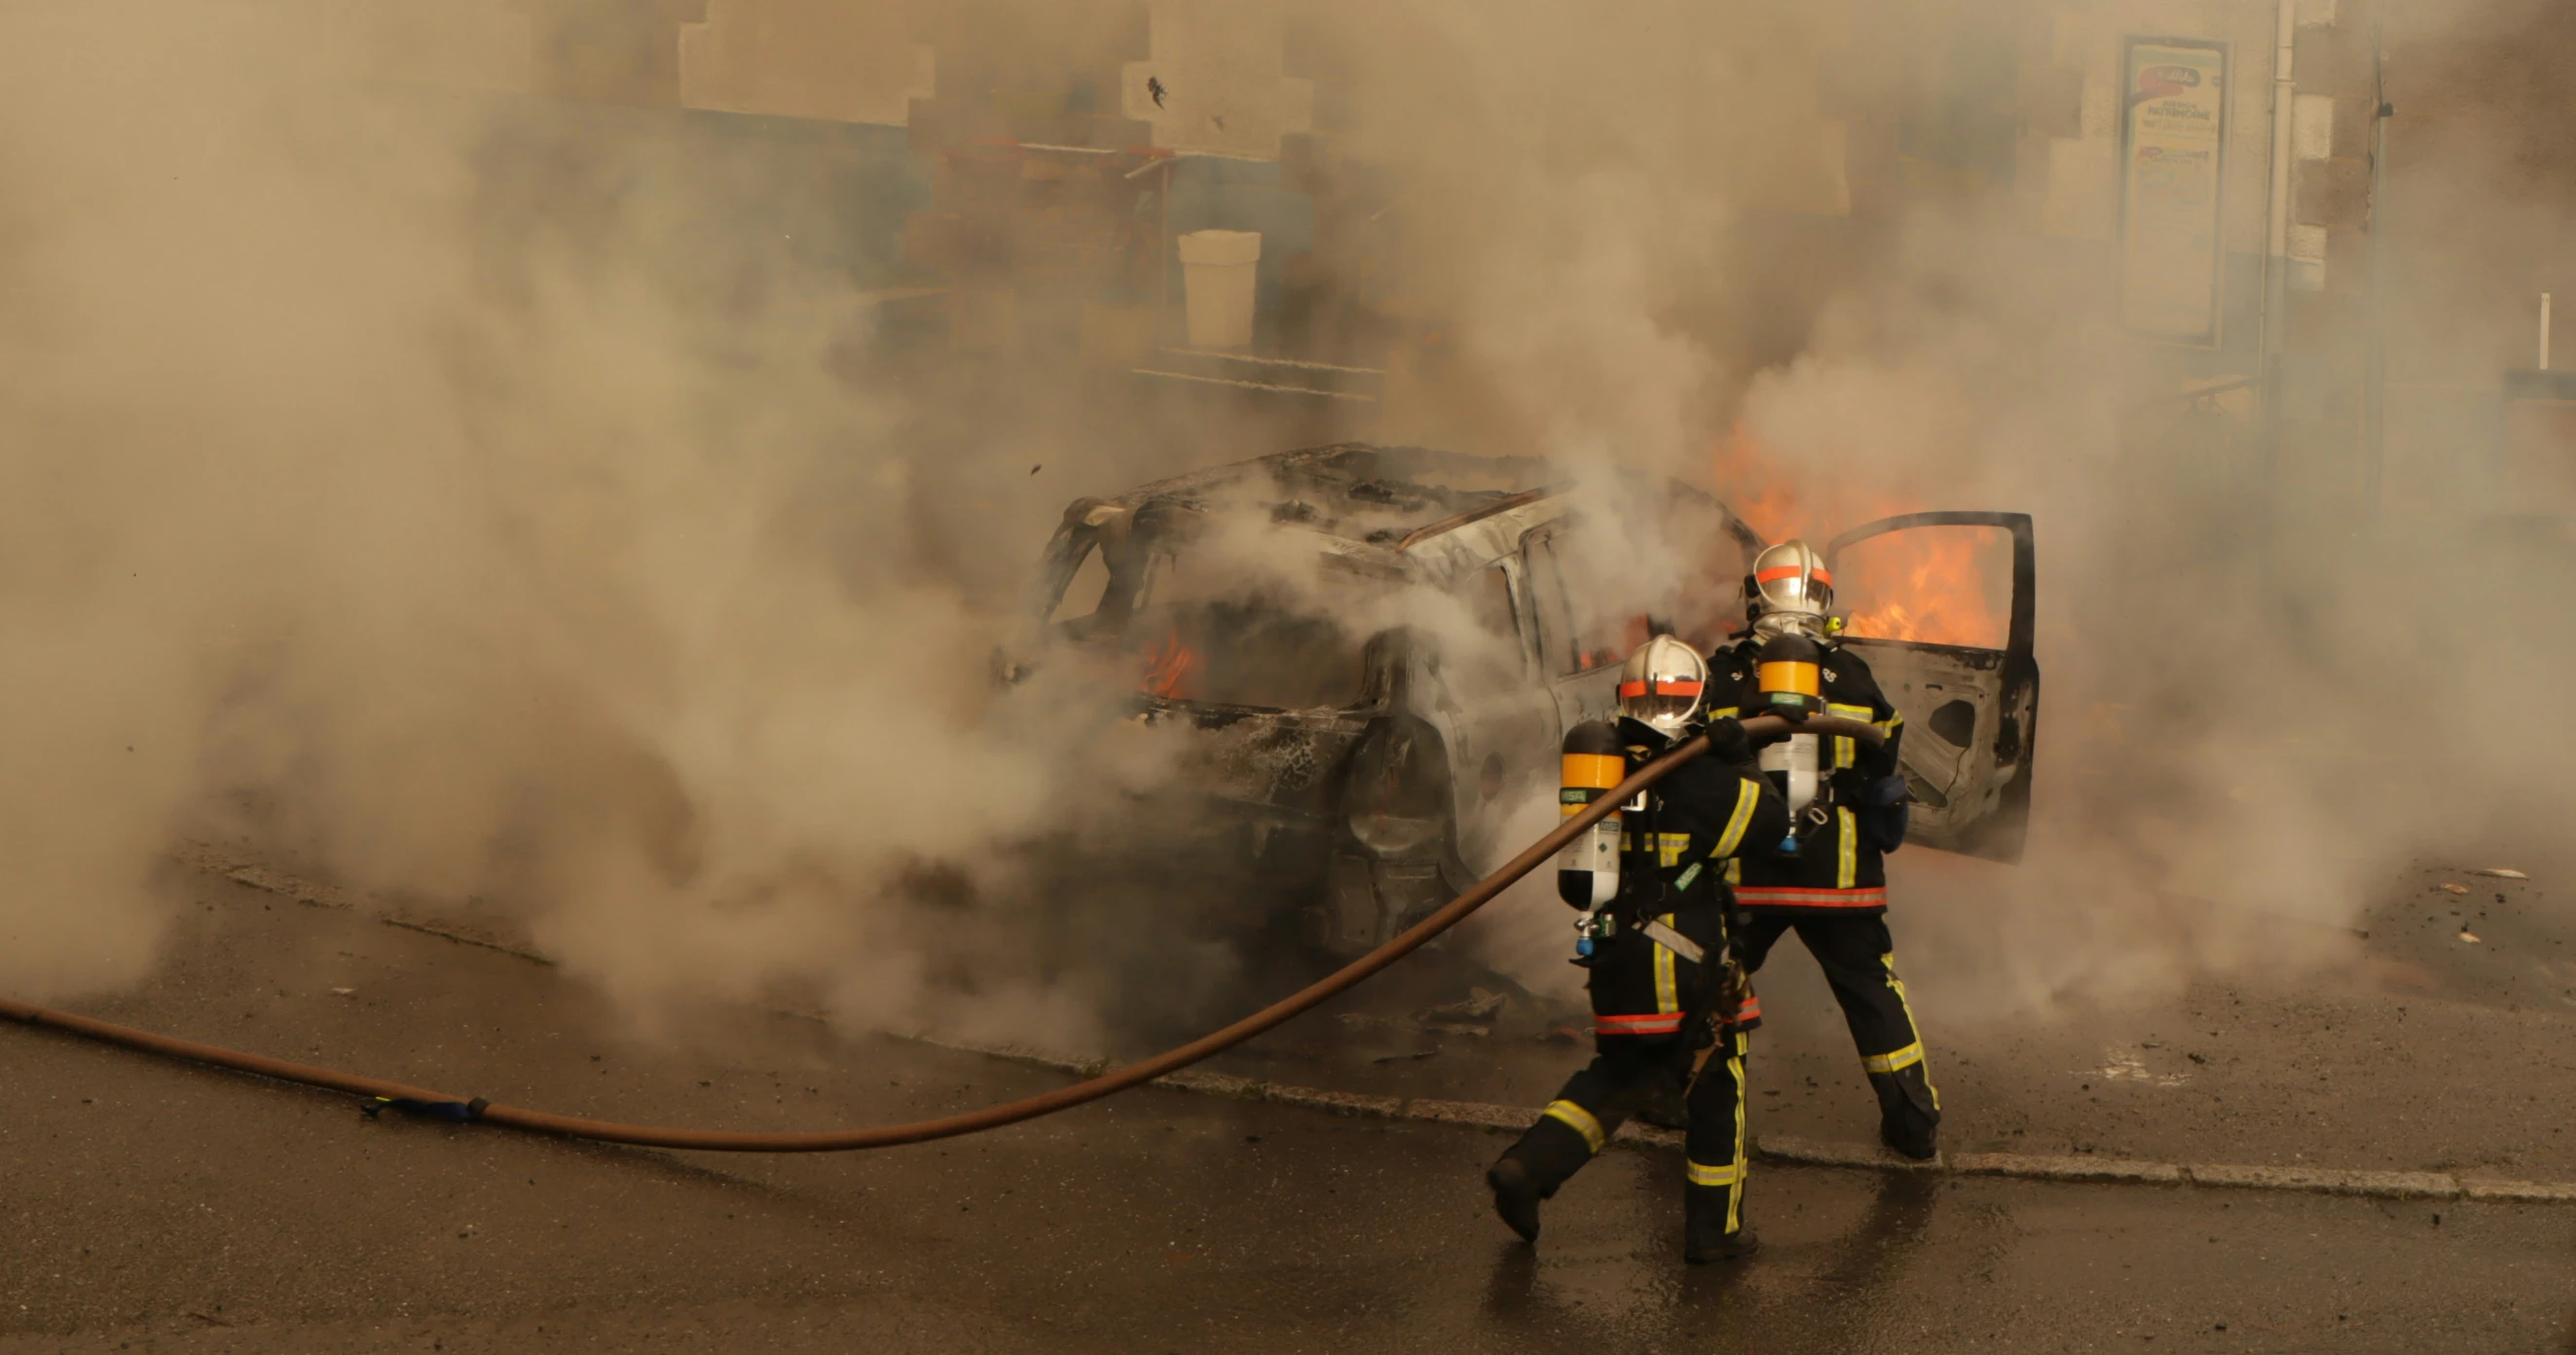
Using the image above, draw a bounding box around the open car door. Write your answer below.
[1823,511,2039,863]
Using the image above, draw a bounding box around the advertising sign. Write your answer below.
[2118,38,2230,346]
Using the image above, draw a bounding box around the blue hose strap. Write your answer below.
[362,1096,491,1122]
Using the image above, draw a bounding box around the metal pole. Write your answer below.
[2258,0,2299,570]
[2262,0,2299,361]
[2361,26,2392,517]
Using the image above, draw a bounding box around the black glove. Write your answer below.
[1856,774,1912,853]
[1703,715,1752,765]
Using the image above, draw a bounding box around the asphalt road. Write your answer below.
[5,861,2575,1353]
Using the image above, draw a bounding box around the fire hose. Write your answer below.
[0,714,1882,1154]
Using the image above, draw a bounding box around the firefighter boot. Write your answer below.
[1487,1109,1599,1244]
[1871,1062,1940,1161]
[1486,1156,1545,1243]
[1683,1189,1759,1264]
[1684,1227,1761,1264]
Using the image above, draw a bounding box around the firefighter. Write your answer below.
[1712,539,1940,1161]
[1486,635,1789,1264]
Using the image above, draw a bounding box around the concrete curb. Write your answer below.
[925,1036,2562,1207]
[185,844,558,966]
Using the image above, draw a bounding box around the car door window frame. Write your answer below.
[1519,525,1628,678]
[1823,511,2036,663]
[1822,510,2039,862]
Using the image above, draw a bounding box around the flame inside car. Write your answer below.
[1711,429,2008,648]
[1139,626,1201,700]
[1837,529,2008,649]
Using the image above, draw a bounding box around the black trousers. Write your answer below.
[1496,1029,1752,1246]
[1738,911,1939,1145]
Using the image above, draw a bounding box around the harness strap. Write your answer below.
[1639,917,1704,966]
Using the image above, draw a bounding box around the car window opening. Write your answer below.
[1056,532,1383,712]
[1835,526,2011,649]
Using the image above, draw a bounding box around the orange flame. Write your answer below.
[1837,530,2006,649]
[1711,427,2006,650]
[1139,626,1199,699]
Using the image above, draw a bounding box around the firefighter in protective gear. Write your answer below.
[1486,635,1790,1263]
[1714,539,1942,1160]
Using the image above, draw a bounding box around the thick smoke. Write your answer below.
[0,0,2567,1048]
[1316,0,2576,1015]
[0,3,1195,1051]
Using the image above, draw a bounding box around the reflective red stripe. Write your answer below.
[1618,679,1705,698]
[1733,887,1888,908]
[1730,996,1762,1023]
[1755,565,1832,586]
[1594,1013,1686,1034]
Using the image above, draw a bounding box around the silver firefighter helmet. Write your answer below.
[1748,538,1832,637]
[1617,634,1711,735]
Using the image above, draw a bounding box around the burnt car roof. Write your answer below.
[1027,443,1764,629]
[1068,443,1562,550]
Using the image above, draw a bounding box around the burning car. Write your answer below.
[1017,443,2040,955]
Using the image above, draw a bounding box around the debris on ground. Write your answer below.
[1421,987,1507,1022]
[1333,986,1513,1039]
[2095,1049,2191,1087]
[329,987,354,997]
[1414,987,1507,1036]
[1369,1049,1438,1065]
[2459,931,2483,944]
[2470,868,2529,880]
[2439,883,2471,895]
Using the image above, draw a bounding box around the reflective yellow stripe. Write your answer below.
[1653,915,1678,1013]
[1629,831,1691,866]
[1710,780,1760,859]
[1685,1159,1739,1187]
[1724,859,1740,886]
[1827,702,1872,770]
[1543,1099,1605,1153]
[1727,1032,1749,1231]
[1862,1041,1925,1075]
[1879,952,1940,1110]
[1837,807,1858,887]
[1709,706,1740,719]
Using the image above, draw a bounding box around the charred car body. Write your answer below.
[1017,444,2040,955]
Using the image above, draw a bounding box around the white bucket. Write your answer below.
[1178,229,1262,349]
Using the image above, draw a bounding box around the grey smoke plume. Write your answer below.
[0,4,1193,1051]
[1,0,2567,1049]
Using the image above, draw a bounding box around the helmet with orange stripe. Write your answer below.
[1746,539,1831,638]
[1616,634,1710,735]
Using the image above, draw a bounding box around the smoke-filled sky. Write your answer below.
[0,0,2567,1046]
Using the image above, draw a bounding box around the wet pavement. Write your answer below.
[5,863,2576,1352]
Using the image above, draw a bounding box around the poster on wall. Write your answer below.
[2118,37,2230,346]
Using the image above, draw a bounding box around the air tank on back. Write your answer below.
[1556,720,1624,907]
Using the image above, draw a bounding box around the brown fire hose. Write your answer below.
[0,714,1881,1153]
